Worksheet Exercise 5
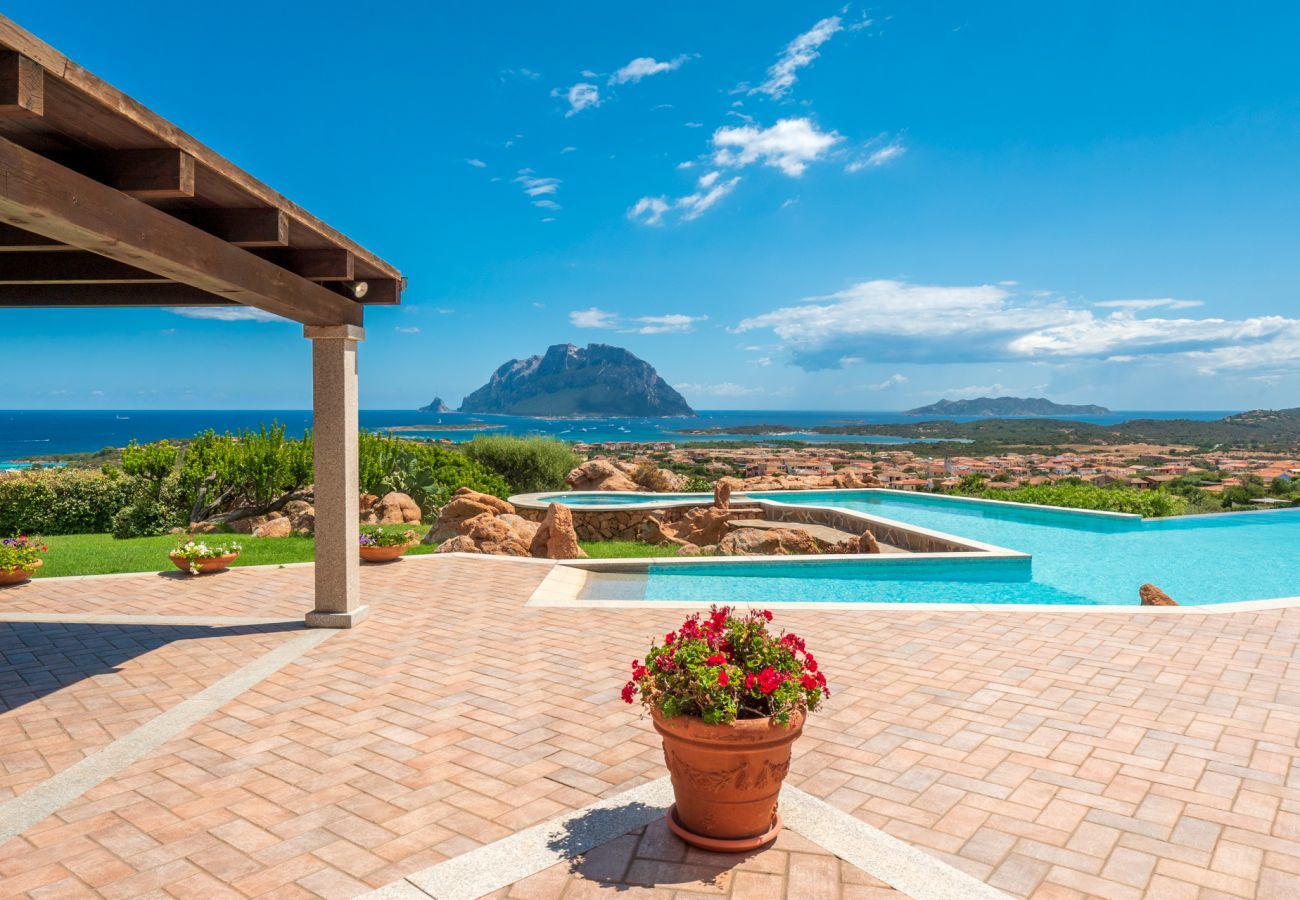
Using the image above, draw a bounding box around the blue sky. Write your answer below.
[6,1,1300,411]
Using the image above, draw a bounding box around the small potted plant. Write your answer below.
[622,606,827,852]
[169,535,242,575]
[359,526,418,563]
[0,535,47,586]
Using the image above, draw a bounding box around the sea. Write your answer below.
[0,408,1238,467]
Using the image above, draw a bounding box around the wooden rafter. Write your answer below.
[0,135,361,325]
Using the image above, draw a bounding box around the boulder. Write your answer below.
[1139,583,1178,606]
[673,506,733,546]
[498,514,540,544]
[226,513,275,534]
[630,460,687,492]
[435,512,532,556]
[565,459,641,492]
[359,493,380,524]
[859,530,881,554]
[252,516,293,538]
[639,516,689,547]
[675,543,703,557]
[718,527,821,556]
[424,488,516,544]
[376,491,422,525]
[529,502,587,560]
[713,480,732,510]
[283,499,316,535]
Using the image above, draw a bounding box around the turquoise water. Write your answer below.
[535,492,709,506]
[640,491,1300,606]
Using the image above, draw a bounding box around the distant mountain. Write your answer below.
[459,343,695,417]
[418,397,452,413]
[906,397,1111,417]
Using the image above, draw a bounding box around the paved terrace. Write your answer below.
[1,557,1297,899]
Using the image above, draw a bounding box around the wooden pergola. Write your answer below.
[0,16,405,627]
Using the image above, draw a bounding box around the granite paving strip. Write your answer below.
[0,555,1297,898]
[0,628,332,845]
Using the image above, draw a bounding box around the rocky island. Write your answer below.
[906,396,1111,417]
[458,343,695,417]
[418,397,452,413]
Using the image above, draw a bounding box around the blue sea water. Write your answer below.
[0,408,1236,464]
[640,491,1300,606]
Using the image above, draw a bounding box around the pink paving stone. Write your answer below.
[0,556,1296,898]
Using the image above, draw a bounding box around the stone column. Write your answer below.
[304,324,368,628]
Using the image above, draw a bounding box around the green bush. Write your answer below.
[952,482,1187,517]
[179,425,313,516]
[358,433,510,515]
[684,475,714,492]
[0,468,135,535]
[122,440,178,480]
[461,435,580,494]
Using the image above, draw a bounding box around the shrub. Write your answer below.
[0,468,135,535]
[110,497,177,539]
[622,606,828,725]
[121,440,178,480]
[179,425,313,517]
[952,482,1187,517]
[460,435,580,495]
[358,432,509,515]
[684,475,714,492]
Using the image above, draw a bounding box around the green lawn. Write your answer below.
[578,540,680,559]
[29,530,672,578]
[35,525,435,578]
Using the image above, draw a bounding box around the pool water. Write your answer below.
[536,492,709,506]
[640,491,1300,606]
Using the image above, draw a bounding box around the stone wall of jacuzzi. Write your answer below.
[512,493,980,553]
[511,501,723,541]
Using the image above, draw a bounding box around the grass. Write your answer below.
[578,540,680,559]
[28,529,672,578]
[34,524,435,578]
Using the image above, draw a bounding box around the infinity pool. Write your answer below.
[638,491,1300,606]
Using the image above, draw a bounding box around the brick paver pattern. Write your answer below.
[0,556,1297,898]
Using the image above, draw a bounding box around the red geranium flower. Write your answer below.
[718,669,730,687]
[705,653,726,666]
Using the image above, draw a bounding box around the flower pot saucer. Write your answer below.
[665,804,782,853]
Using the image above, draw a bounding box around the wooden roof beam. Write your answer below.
[173,208,289,247]
[0,135,362,325]
[0,250,168,283]
[0,282,246,307]
[0,223,69,251]
[104,149,196,199]
[0,50,42,117]
[251,248,354,281]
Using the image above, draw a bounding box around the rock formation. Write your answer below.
[375,492,422,525]
[424,488,515,543]
[1139,583,1178,606]
[718,528,821,556]
[564,457,685,493]
[418,397,453,413]
[436,513,533,556]
[459,343,695,417]
[566,459,642,492]
[713,479,733,510]
[528,503,587,559]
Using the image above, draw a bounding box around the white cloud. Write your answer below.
[570,307,707,334]
[754,356,772,367]
[751,16,843,100]
[845,139,906,172]
[466,158,487,168]
[395,326,421,334]
[168,307,284,323]
[866,373,908,390]
[735,278,1300,373]
[712,118,840,176]
[629,171,741,225]
[628,196,671,226]
[556,82,600,116]
[561,145,577,153]
[610,55,689,85]
[514,171,559,196]
[675,382,767,398]
[533,199,561,210]
[1094,298,1204,311]
[570,307,620,329]
[683,122,704,128]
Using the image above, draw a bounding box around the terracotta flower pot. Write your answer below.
[652,706,804,852]
[359,543,410,563]
[168,553,239,575]
[0,558,41,586]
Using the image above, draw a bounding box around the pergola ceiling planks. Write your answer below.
[0,16,403,323]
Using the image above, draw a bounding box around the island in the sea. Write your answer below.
[418,397,453,413]
[905,396,1111,417]
[458,343,695,417]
